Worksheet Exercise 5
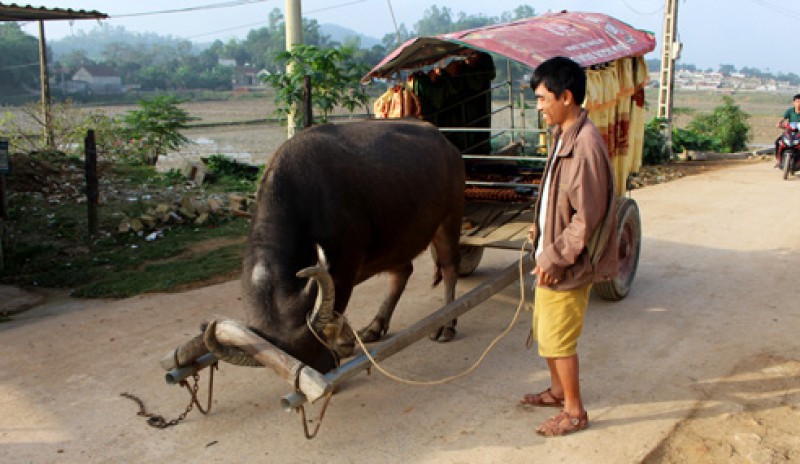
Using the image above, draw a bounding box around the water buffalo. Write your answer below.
[208,119,465,373]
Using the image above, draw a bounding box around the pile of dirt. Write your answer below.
[4,152,234,210]
[630,157,766,189]
[6,152,98,202]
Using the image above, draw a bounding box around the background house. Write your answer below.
[72,65,123,95]
[232,65,259,87]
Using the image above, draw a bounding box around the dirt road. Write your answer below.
[2,159,799,463]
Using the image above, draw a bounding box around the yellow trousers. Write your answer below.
[533,285,591,357]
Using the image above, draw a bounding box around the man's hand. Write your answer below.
[533,265,559,286]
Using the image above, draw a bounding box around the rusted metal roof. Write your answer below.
[363,11,656,82]
[0,2,107,21]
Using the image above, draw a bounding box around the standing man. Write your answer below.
[774,93,800,168]
[522,56,619,437]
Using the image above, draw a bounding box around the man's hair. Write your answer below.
[530,56,586,105]
[793,93,800,101]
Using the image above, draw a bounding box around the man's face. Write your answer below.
[793,98,800,112]
[535,83,569,127]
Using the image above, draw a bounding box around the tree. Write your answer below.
[381,24,412,51]
[646,58,661,73]
[56,49,94,73]
[122,96,197,165]
[453,12,495,30]
[263,45,369,127]
[0,23,40,97]
[415,6,455,35]
[512,5,536,19]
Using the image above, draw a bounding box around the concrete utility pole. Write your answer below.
[38,20,54,150]
[656,0,680,156]
[285,0,303,139]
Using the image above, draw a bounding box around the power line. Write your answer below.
[306,0,368,15]
[620,0,663,16]
[186,20,268,39]
[111,0,273,19]
[186,0,371,40]
[0,61,40,71]
[744,0,800,20]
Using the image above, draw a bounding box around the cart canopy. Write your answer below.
[361,10,656,83]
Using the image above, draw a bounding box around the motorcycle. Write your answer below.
[778,122,800,179]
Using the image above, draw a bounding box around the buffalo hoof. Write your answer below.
[335,341,355,359]
[335,330,355,358]
[357,326,385,343]
[429,326,456,342]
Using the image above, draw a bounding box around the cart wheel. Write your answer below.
[430,245,484,277]
[595,197,641,301]
[457,245,484,276]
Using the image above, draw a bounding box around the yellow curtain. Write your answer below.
[628,56,650,177]
[585,57,649,195]
[612,58,634,194]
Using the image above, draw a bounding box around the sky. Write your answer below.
[15,0,800,75]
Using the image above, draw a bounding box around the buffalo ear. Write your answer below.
[249,260,269,288]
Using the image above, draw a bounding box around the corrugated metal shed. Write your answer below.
[0,2,107,21]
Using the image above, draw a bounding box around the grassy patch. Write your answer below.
[1,211,249,296]
[75,242,245,298]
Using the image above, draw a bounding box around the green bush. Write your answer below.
[672,127,722,153]
[643,118,670,165]
[122,95,197,165]
[263,44,369,127]
[687,95,751,153]
[205,154,259,180]
[205,154,262,192]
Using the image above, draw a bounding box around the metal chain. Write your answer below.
[297,390,335,440]
[120,362,218,429]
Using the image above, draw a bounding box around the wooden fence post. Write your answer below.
[84,130,98,238]
[303,75,313,129]
[0,138,9,270]
[0,172,6,271]
[0,138,8,220]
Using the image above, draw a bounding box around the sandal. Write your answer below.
[519,388,564,408]
[535,410,589,437]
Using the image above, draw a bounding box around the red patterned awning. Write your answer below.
[362,11,656,82]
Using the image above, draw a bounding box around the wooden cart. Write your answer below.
[363,10,655,300]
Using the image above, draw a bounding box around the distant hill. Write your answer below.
[50,24,202,60]
[320,23,382,48]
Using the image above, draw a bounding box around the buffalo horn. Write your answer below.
[296,245,335,330]
[203,320,261,367]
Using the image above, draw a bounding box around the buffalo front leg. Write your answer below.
[356,262,414,343]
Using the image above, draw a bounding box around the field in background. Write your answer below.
[3,89,786,170]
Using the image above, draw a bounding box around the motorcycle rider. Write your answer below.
[774,93,800,168]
